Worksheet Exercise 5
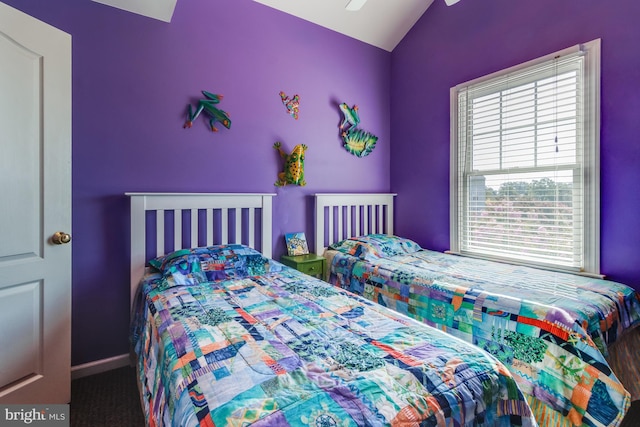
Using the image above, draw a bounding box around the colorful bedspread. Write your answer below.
[131,245,537,427]
[327,235,640,427]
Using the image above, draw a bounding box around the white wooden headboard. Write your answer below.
[314,193,397,255]
[126,192,275,305]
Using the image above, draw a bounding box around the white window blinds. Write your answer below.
[450,40,600,274]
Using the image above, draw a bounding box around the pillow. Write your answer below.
[144,251,205,290]
[328,234,421,261]
[149,244,282,287]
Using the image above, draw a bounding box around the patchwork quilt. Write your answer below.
[131,245,537,427]
[327,235,640,427]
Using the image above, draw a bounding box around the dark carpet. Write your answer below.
[71,366,144,426]
[621,399,640,427]
[72,367,639,426]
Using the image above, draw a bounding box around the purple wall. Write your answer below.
[8,0,639,367]
[3,0,390,365]
[391,0,640,292]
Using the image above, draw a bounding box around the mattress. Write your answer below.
[326,234,640,427]
[130,244,537,427]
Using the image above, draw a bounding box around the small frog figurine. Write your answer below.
[273,142,307,187]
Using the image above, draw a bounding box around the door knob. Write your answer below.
[51,231,71,245]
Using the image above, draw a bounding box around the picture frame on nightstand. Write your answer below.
[284,232,309,256]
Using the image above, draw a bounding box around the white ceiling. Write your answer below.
[91,0,177,23]
[90,0,437,52]
[252,0,435,52]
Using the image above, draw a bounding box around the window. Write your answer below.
[450,39,601,275]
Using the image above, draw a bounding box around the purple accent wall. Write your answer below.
[7,0,639,367]
[391,0,640,292]
[3,0,390,365]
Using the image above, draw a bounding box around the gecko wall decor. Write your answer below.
[183,91,231,134]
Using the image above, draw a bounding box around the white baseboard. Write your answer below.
[71,353,132,380]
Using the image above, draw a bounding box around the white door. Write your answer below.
[0,2,72,404]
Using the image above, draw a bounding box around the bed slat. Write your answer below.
[206,209,214,246]
[363,206,369,235]
[174,210,182,251]
[156,210,164,257]
[235,208,241,244]
[191,209,198,247]
[221,208,229,244]
[248,208,255,249]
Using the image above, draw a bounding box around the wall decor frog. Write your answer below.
[273,142,307,187]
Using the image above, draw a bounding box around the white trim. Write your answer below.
[449,87,460,253]
[582,39,601,274]
[71,354,131,380]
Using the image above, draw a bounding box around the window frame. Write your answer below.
[449,39,601,276]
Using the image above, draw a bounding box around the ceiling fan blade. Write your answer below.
[345,0,367,11]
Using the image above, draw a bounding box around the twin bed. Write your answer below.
[315,193,640,427]
[128,192,638,427]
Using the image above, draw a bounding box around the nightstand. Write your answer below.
[280,253,325,279]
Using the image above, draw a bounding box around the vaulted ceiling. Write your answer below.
[252,0,435,52]
[90,0,449,52]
